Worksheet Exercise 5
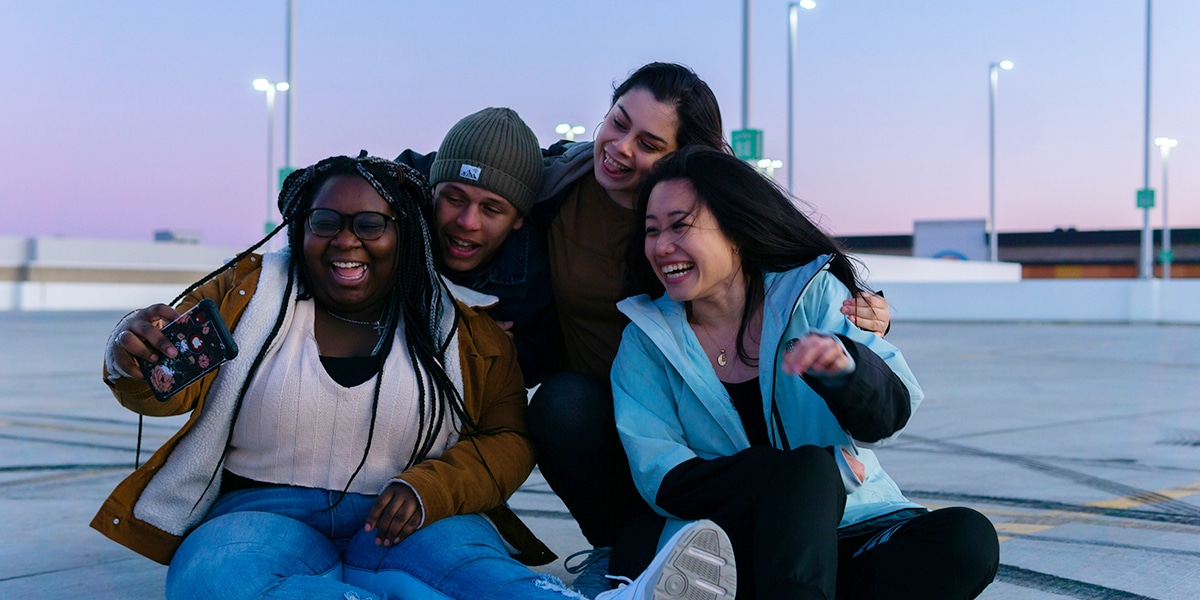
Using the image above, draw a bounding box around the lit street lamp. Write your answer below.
[787,0,816,195]
[988,59,1014,262]
[756,158,783,179]
[253,78,289,236]
[555,123,585,141]
[1154,136,1177,279]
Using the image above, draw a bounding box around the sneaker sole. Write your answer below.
[651,521,736,599]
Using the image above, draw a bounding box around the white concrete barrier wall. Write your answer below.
[3,282,193,311]
[0,236,28,265]
[20,236,238,269]
[6,278,1198,324]
[2,242,1197,324]
[856,253,1022,284]
[882,279,1200,324]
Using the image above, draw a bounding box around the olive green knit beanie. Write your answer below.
[430,107,542,215]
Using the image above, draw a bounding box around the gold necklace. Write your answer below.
[694,321,729,367]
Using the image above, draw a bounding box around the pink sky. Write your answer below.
[2,1,1198,248]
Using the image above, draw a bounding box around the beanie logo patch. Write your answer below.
[459,164,482,181]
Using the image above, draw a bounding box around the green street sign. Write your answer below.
[1136,188,1155,209]
[731,129,763,161]
[279,167,297,190]
[1159,249,1174,264]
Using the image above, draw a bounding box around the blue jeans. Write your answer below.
[167,485,579,600]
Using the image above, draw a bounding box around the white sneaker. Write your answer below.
[594,519,736,600]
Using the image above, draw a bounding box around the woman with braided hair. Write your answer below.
[90,153,626,599]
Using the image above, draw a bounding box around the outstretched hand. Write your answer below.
[108,304,182,380]
[782,333,851,377]
[842,291,890,336]
[365,482,424,547]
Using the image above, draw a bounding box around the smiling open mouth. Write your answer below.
[603,151,632,174]
[332,261,367,282]
[445,235,481,257]
[662,262,694,280]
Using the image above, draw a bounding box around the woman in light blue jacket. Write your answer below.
[612,147,998,599]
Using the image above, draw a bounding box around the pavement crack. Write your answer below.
[0,463,133,473]
[996,564,1156,599]
[998,531,1200,558]
[902,434,1200,517]
[0,432,141,453]
[0,557,143,582]
[907,490,1200,527]
[0,410,180,431]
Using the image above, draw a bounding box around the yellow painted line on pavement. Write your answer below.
[993,521,1056,543]
[1084,481,1200,510]
[993,522,1057,535]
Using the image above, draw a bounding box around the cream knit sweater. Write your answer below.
[224,299,458,494]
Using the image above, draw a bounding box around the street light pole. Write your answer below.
[988,60,1013,262]
[284,0,295,170]
[742,0,753,130]
[787,1,815,196]
[253,78,289,237]
[1154,137,1177,279]
[1139,0,1153,278]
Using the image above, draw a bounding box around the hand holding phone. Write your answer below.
[134,299,238,401]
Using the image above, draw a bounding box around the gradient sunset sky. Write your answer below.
[2,1,1197,247]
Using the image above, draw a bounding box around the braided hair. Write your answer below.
[176,151,484,509]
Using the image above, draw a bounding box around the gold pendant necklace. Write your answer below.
[694,322,729,367]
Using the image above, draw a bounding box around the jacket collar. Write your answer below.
[617,254,835,449]
[760,254,834,366]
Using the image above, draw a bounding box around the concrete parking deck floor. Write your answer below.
[1,311,1197,598]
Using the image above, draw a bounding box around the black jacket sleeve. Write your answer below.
[803,335,911,443]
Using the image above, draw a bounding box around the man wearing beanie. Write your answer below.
[397,107,562,384]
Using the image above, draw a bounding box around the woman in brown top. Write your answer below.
[527,63,891,598]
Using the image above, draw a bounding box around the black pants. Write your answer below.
[658,445,999,599]
[526,371,664,579]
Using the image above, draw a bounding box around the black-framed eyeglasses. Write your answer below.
[305,209,396,241]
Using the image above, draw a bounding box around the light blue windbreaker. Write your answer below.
[612,255,925,535]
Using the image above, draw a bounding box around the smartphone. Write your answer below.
[137,298,239,401]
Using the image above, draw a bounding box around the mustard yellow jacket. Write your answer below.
[91,251,554,566]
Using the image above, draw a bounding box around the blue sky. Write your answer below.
[2,1,1197,247]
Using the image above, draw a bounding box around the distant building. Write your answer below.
[154,229,203,244]
[840,227,1200,279]
[912,219,987,261]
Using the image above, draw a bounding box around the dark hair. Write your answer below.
[612,62,729,153]
[613,62,730,299]
[172,152,490,508]
[634,146,866,365]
